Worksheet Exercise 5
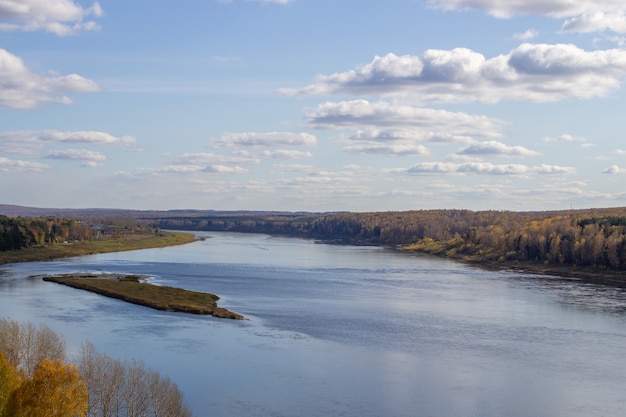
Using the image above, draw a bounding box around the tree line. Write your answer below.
[149,207,626,271]
[0,216,146,251]
[0,318,193,417]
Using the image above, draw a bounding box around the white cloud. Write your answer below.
[349,129,475,144]
[307,100,505,138]
[457,140,541,157]
[407,161,574,175]
[427,1,618,19]
[171,152,259,167]
[429,1,626,34]
[262,150,313,159]
[543,133,587,142]
[0,157,48,172]
[615,149,626,155]
[0,130,138,154]
[514,29,539,40]
[562,11,626,34]
[283,44,626,103]
[0,49,100,109]
[45,149,107,167]
[203,165,248,173]
[0,0,103,36]
[213,132,317,148]
[603,165,626,174]
[343,143,430,156]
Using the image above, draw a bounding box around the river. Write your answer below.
[1,231,626,417]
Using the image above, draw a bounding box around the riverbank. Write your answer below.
[41,273,244,319]
[399,243,626,287]
[0,231,196,265]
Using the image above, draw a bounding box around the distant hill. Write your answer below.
[0,204,321,219]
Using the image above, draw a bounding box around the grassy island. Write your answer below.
[42,274,244,320]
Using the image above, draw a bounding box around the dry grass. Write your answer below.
[0,232,196,265]
[43,275,244,320]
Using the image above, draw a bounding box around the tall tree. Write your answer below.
[3,358,87,417]
[0,352,20,415]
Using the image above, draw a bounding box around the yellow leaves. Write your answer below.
[0,353,20,414]
[3,358,88,417]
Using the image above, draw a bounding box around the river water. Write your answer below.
[1,232,626,417]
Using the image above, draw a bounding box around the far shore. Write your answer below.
[398,245,626,287]
[0,231,197,266]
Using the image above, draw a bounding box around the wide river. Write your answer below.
[2,232,626,417]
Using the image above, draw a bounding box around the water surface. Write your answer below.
[2,232,626,417]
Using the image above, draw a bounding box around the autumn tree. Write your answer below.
[3,358,87,417]
[0,318,66,376]
[0,352,20,415]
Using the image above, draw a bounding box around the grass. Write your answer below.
[0,232,196,265]
[42,274,244,320]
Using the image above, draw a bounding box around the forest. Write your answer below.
[150,207,626,272]
[0,216,144,251]
[3,206,626,271]
[0,318,192,417]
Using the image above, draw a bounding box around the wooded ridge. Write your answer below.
[3,206,626,273]
[149,207,626,272]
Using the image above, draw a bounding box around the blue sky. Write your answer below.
[1,0,626,212]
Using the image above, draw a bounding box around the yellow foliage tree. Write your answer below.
[3,358,87,417]
[0,352,20,415]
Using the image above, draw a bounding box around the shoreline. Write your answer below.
[0,231,197,266]
[398,246,626,287]
[41,273,245,320]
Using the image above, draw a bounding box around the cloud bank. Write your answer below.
[283,44,626,103]
[0,130,137,154]
[0,0,103,36]
[408,162,575,176]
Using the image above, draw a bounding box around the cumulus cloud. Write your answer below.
[0,156,48,172]
[283,44,626,103]
[123,152,258,177]
[203,165,248,173]
[514,29,539,40]
[543,133,587,142]
[213,132,317,148]
[308,100,505,140]
[262,150,313,159]
[349,129,475,145]
[343,142,430,156]
[45,149,106,167]
[562,11,626,34]
[340,128,475,156]
[429,1,626,34]
[603,165,626,174]
[457,140,542,157]
[407,161,575,175]
[0,49,100,109]
[171,152,259,167]
[0,0,103,36]
[0,130,138,154]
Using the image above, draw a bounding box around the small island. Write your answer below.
[42,273,244,320]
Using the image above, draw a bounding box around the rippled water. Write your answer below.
[2,232,626,417]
